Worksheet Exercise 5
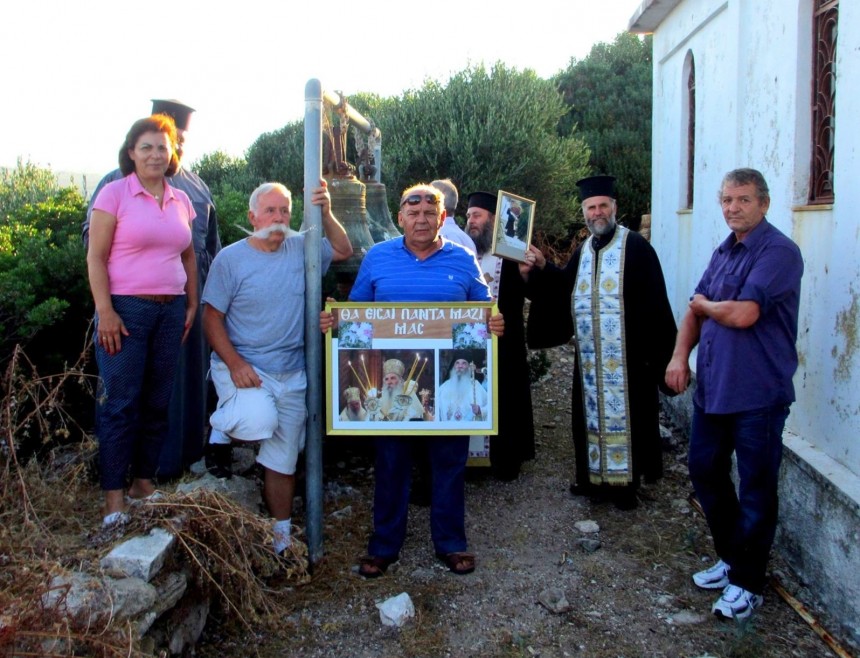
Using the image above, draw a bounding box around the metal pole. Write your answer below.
[303,82,382,564]
[303,79,324,564]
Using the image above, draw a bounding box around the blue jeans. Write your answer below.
[368,435,470,559]
[95,295,185,490]
[689,403,790,594]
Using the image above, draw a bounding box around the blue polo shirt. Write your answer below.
[349,237,491,303]
[693,218,803,414]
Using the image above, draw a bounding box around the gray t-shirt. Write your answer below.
[202,235,333,373]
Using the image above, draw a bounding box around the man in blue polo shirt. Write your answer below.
[321,183,502,578]
[665,168,803,620]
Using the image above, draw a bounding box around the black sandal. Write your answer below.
[436,551,476,575]
[358,555,396,578]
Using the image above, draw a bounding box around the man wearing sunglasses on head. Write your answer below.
[320,184,504,578]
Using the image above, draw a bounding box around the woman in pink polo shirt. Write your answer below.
[87,114,198,527]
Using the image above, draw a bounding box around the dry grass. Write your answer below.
[132,490,310,624]
[0,343,310,656]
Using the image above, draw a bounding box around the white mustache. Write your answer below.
[235,223,314,240]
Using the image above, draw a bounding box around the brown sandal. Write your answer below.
[436,551,476,575]
[358,555,396,579]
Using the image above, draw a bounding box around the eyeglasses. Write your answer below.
[400,193,441,207]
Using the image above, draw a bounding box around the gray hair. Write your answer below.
[719,168,770,202]
[430,179,458,215]
[249,182,292,214]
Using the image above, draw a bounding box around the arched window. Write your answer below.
[681,51,696,209]
[810,0,837,203]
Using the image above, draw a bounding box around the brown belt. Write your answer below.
[133,294,179,304]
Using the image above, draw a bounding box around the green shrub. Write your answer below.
[246,122,305,195]
[0,159,59,218]
[554,33,653,229]
[0,187,90,366]
[368,63,591,240]
[192,150,258,196]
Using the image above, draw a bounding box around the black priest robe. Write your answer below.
[526,226,677,491]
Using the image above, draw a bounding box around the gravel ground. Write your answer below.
[198,343,840,658]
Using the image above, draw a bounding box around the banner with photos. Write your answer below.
[325,302,499,436]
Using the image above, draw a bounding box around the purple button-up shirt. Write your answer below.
[693,218,803,414]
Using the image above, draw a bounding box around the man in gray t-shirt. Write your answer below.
[202,181,351,554]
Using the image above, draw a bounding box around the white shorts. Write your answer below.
[209,360,307,475]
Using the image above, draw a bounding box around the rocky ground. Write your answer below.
[196,343,841,658]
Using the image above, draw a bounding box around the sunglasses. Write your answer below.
[400,193,441,207]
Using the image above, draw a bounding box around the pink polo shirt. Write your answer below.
[93,174,195,295]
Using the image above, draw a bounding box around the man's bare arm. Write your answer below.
[203,304,262,388]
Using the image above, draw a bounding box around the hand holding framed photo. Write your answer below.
[491,190,536,263]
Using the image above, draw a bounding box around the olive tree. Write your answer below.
[554,33,653,229]
[356,64,590,239]
[554,32,652,228]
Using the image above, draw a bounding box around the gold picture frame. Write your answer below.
[491,189,536,263]
[325,301,499,436]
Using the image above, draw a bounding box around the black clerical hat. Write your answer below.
[576,175,617,201]
[467,191,497,213]
[151,99,195,131]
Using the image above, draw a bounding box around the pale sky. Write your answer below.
[0,0,642,174]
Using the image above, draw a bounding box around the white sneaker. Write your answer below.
[102,511,130,528]
[693,559,730,589]
[712,584,763,620]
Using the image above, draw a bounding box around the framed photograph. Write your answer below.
[325,302,498,436]
[491,190,536,263]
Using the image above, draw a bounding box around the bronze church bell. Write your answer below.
[325,174,376,274]
[364,180,401,242]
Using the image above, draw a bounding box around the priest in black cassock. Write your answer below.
[465,191,535,480]
[522,175,677,509]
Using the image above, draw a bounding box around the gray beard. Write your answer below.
[587,216,617,237]
[449,370,468,383]
[471,223,494,255]
[445,372,472,397]
[381,387,397,409]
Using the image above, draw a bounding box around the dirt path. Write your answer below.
[199,344,836,658]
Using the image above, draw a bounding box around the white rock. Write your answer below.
[671,610,709,625]
[232,446,257,474]
[100,528,175,582]
[43,572,156,624]
[329,505,353,519]
[188,458,207,476]
[137,610,158,637]
[574,520,600,534]
[655,594,676,608]
[42,572,104,621]
[176,473,262,513]
[168,599,210,654]
[377,592,415,627]
[538,587,572,613]
[152,571,188,617]
[108,576,158,617]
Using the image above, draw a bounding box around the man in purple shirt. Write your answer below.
[666,168,803,621]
